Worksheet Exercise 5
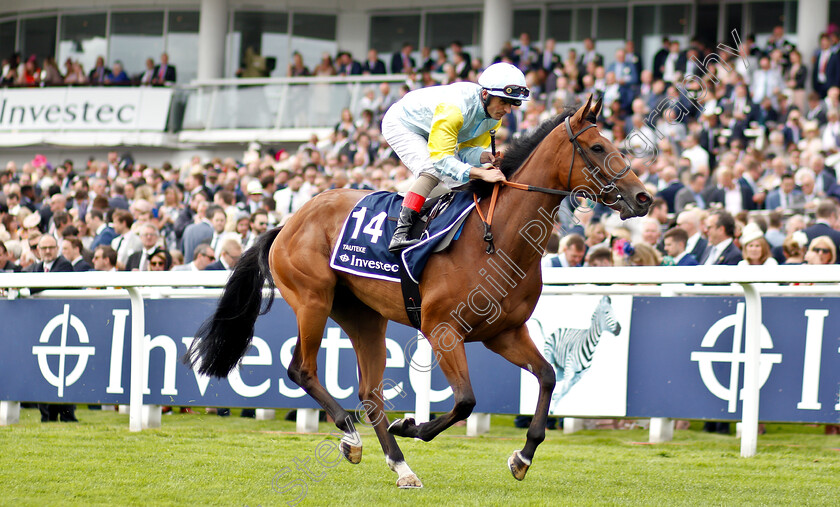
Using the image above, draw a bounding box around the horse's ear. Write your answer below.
[588,96,603,122]
[572,95,593,125]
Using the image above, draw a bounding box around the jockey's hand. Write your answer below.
[470,165,506,183]
[480,151,504,167]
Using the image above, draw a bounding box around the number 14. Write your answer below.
[350,207,388,244]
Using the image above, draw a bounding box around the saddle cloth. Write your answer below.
[329,190,475,283]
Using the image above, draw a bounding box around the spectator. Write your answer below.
[0,241,22,272]
[173,243,215,271]
[313,53,337,76]
[361,49,386,75]
[802,200,840,259]
[781,232,808,265]
[139,57,156,86]
[700,210,742,266]
[110,209,140,269]
[61,237,93,271]
[153,52,176,84]
[663,227,698,265]
[804,235,837,265]
[737,223,777,266]
[92,245,118,271]
[542,234,585,268]
[287,51,310,77]
[64,60,88,85]
[336,51,362,76]
[41,57,63,86]
[105,61,131,86]
[205,239,241,271]
[390,43,416,74]
[148,247,173,271]
[765,173,805,211]
[125,223,160,271]
[88,56,110,85]
[675,172,708,212]
[88,209,117,249]
[181,204,218,263]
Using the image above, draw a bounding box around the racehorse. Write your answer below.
[185,96,652,488]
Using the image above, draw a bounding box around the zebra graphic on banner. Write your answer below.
[533,296,622,411]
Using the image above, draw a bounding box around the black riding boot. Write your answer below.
[389,206,421,253]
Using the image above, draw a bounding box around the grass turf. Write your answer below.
[1,408,838,506]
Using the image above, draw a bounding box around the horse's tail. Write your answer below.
[183,226,282,378]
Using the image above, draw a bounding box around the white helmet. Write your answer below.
[478,62,530,103]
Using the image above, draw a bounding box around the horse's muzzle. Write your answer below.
[615,190,652,219]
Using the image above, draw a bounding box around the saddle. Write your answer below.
[329,189,476,330]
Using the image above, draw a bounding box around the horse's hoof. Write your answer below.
[341,431,362,464]
[388,417,416,437]
[508,450,531,481]
[397,474,423,489]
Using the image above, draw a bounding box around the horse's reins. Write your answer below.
[473,117,631,254]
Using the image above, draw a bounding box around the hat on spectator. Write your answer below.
[804,120,819,132]
[247,180,263,195]
[235,210,251,222]
[740,222,764,246]
[32,154,48,167]
[23,212,41,229]
[792,230,809,249]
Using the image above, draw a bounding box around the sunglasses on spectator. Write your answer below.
[202,253,216,260]
[150,260,165,267]
[813,248,831,254]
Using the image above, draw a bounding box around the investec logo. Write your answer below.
[32,304,96,397]
[690,302,837,412]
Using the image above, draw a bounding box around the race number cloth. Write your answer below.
[330,191,475,283]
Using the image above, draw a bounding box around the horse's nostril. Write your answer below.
[636,192,651,205]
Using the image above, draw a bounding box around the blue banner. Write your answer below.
[628,297,840,423]
[0,298,521,413]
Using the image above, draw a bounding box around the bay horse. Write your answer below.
[186,96,651,488]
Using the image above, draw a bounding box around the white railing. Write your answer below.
[2,265,840,457]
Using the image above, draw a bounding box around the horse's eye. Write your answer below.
[591,145,604,153]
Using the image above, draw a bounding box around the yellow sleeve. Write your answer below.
[427,103,464,162]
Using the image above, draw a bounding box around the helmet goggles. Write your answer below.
[486,85,531,99]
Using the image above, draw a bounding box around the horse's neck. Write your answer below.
[492,128,569,268]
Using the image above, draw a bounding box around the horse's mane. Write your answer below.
[466,106,596,198]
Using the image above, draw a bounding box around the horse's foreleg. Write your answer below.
[388,339,475,442]
[483,324,555,481]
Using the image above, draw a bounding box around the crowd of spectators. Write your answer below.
[3,26,840,432]
[1,52,176,87]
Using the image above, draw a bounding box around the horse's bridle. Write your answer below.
[562,116,631,207]
[495,117,632,206]
[474,116,632,253]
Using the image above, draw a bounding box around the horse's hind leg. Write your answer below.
[287,302,362,464]
[483,324,555,481]
[331,295,422,488]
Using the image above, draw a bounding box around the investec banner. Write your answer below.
[0,87,173,131]
[0,298,520,412]
[0,296,837,423]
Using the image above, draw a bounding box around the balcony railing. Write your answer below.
[176,74,411,132]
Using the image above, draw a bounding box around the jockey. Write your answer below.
[382,62,530,253]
